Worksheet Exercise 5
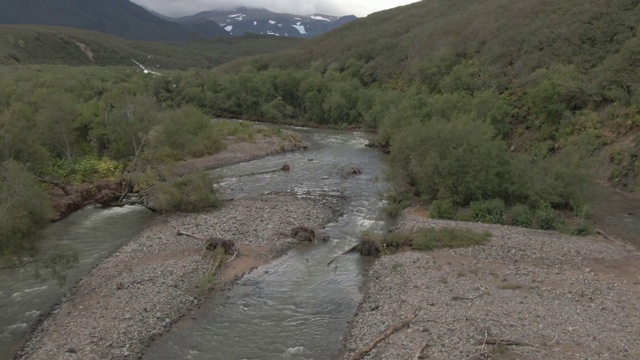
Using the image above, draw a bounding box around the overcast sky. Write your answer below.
[130,0,420,18]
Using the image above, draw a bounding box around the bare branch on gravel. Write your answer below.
[474,338,537,347]
[350,309,420,360]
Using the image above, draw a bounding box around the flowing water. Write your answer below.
[144,129,390,360]
[0,206,154,358]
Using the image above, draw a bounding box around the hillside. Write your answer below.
[178,7,356,38]
[0,0,229,42]
[0,25,304,68]
[216,0,640,194]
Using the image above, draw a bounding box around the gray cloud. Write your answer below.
[130,0,418,18]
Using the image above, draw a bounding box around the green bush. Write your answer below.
[151,105,226,162]
[534,203,563,230]
[0,160,51,263]
[508,205,533,227]
[430,199,457,220]
[470,198,506,224]
[385,190,412,218]
[569,220,594,236]
[388,118,512,206]
[151,172,220,212]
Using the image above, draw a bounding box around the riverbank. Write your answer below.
[50,131,306,221]
[340,207,640,360]
[17,192,342,360]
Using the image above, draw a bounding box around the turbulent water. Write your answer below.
[0,206,154,358]
[144,129,390,360]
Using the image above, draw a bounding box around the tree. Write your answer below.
[0,160,51,263]
[389,117,512,205]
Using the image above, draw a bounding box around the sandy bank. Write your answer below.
[340,207,640,360]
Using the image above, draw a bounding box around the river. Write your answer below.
[143,129,389,359]
[0,206,154,358]
[2,127,639,359]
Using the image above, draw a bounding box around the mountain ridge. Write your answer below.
[0,0,230,42]
[177,7,357,38]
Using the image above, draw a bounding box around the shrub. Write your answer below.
[388,117,512,206]
[534,203,563,230]
[508,205,533,227]
[470,198,506,224]
[430,198,456,220]
[570,220,594,236]
[385,190,412,218]
[151,172,220,212]
[0,160,51,263]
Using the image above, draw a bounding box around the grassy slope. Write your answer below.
[0,25,304,68]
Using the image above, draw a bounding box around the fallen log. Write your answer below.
[350,309,420,360]
[327,244,358,266]
[177,230,237,254]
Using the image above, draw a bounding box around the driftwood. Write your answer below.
[596,228,618,242]
[327,244,358,266]
[358,238,380,256]
[177,230,237,254]
[350,309,420,360]
[473,338,536,347]
[290,226,330,243]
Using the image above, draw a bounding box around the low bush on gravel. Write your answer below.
[151,171,220,212]
[508,204,533,227]
[358,227,490,255]
[470,198,506,224]
[430,199,456,220]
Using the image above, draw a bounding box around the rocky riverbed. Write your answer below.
[17,193,341,360]
[340,207,640,360]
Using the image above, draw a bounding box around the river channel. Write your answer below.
[144,129,389,359]
[0,206,154,358]
[2,127,638,359]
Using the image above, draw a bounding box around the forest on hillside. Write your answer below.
[2,0,640,264]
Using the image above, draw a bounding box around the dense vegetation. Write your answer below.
[0,65,277,264]
[3,0,640,261]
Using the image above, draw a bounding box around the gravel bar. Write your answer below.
[340,207,640,360]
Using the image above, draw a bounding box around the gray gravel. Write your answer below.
[340,208,640,360]
[17,193,338,360]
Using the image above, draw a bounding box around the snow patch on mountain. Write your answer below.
[310,15,331,21]
[291,22,306,35]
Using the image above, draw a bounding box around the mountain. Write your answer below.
[0,25,302,68]
[177,7,357,38]
[0,0,229,42]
